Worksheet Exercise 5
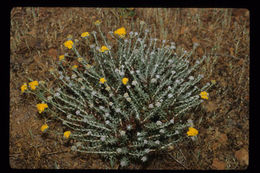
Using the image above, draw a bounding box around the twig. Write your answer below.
[41,150,70,156]
[206,53,241,60]
[168,153,188,169]
[10,153,24,157]
[179,149,186,161]
[110,9,120,21]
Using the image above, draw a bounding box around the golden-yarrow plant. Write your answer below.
[22,22,214,167]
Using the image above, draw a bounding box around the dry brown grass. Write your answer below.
[10,7,249,169]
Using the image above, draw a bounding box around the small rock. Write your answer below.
[211,158,226,170]
[235,148,249,166]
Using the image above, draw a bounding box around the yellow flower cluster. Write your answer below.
[114,27,126,38]
[64,131,71,139]
[64,40,74,49]
[21,83,27,93]
[59,55,65,61]
[200,91,209,100]
[41,124,49,132]
[72,65,78,70]
[94,20,101,25]
[29,81,39,90]
[122,78,129,85]
[187,127,198,136]
[21,81,41,93]
[97,77,129,85]
[99,46,109,53]
[36,103,48,114]
[40,124,72,138]
[99,77,107,84]
[97,77,129,86]
[81,32,90,38]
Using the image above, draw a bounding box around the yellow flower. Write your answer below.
[64,131,71,139]
[59,55,65,61]
[94,20,101,25]
[99,46,109,53]
[114,27,126,38]
[64,40,74,49]
[21,83,27,93]
[200,91,209,100]
[29,81,39,90]
[122,78,129,85]
[72,65,78,70]
[100,78,107,84]
[187,127,198,136]
[41,124,49,133]
[81,32,90,38]
[77,57,83,62]
[36,103,48,114]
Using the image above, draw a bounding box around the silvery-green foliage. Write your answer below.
[36,26,212,167]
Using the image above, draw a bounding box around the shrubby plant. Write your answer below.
[21,21,213,167]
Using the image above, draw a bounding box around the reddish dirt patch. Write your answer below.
[212,158,226,170]
[235,148,249,166]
